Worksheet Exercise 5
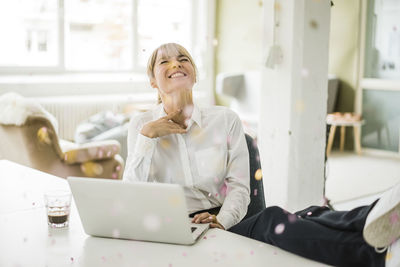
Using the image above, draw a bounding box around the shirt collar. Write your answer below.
[153,103,202,129]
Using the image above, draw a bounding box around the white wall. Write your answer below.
[259,0,330,211]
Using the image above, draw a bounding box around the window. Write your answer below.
[364,0,400,79]
[0,0,212,76]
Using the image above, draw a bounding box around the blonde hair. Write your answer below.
[146,43,197,104]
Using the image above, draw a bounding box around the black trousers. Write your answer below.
[228,201,386,267]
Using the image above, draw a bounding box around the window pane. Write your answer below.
[0,0,58,67]
[65,0,132,71]
[364,0,400,79]
[137,0,192,68]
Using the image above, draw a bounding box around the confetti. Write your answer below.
[219,183,227,197]
[112,229,120,238]
[288,214,297,223]
[250,250,254,255]
[182,252,187,256]
[274,223,285,234]
[295,100,305,113]
[301,68,309,77]
[143,214,161,232]
[37,127,52,145]
[307,211,312,216]
[386,252,392,261]
[254,169,263,180]
[160,139,171,149]
[309,20,318,29]
[70,257,74,262]
[389,212,399,225]
[254,189,258,196]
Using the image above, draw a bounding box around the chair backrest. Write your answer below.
[242,133,266,220]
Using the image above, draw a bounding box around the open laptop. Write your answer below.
[67,177,209,245]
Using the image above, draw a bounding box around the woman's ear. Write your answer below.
[150,78,158,89]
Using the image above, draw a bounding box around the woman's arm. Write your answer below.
[217,111,251,229]
[122,109,186,182]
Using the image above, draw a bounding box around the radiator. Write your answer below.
[33,94,157,141]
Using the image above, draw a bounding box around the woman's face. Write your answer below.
[150,49,196,96]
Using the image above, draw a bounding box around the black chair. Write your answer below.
[242,134,266,220]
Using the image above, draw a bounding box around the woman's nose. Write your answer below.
[170,60,182,68]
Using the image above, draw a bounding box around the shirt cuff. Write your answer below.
[216,211,235,230]
[134,134,157,157]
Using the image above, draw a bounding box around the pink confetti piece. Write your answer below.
[215,193,219,197]
[389,212,399,225]
[250,250,254,255]
[116,165,121,171]
[273,251,278,255]
[307,211,312,216]
[203,236,207,239]
[254,189,258,196]
[101,256,106,262]
[274,223,285,234]
[288,214,297,223]
[168,264,172,267]
[182,252,187,257]
[219,183,227,197]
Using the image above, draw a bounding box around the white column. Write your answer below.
[258,0,331,212]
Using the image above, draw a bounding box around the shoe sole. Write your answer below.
[363,182,400,248]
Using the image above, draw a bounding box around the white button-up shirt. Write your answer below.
[123,104,250,229]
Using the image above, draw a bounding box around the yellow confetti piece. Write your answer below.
[274,2,281,11]
[160,139,171,149]
[255,169,263,180]
[81,161,104,176]
[37,127,52,145]
[295,100,305,113]
[168,195,182,206]
[386,252,392,261]
[64,150,77,163]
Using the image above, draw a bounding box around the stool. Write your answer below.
[326,112,365,156]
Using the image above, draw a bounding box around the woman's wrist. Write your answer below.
[141,126,157,138]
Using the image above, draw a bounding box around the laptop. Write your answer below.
[67,177,209,245]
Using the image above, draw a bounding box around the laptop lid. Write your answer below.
[67,177,208,245]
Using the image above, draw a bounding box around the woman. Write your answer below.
[123,43,250,230]
[123,43,399,267]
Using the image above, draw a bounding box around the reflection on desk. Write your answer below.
[0,160,326,267]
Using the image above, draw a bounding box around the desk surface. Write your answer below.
[0,160,326,267]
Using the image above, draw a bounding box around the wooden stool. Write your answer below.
[326,112,365,156]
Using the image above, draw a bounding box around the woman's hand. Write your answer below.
[191,212,225,230]
[140,109,187,138]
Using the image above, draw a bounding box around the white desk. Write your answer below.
[0,160,326,267]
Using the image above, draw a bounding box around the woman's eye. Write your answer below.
[180,58,189,62]
[160,61,168,64]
